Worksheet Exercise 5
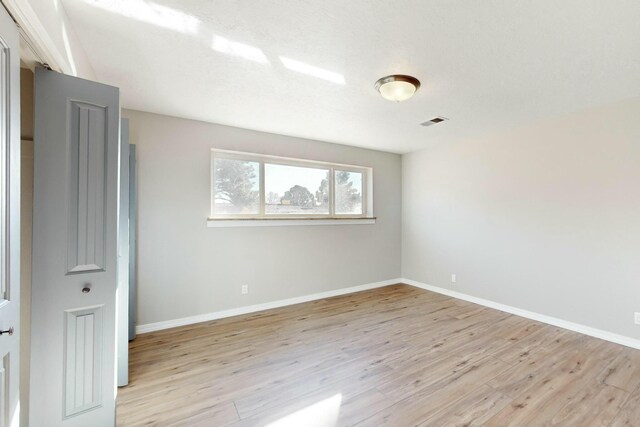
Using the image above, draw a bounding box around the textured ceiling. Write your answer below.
[61,0,640,153]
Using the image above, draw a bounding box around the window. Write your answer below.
[265,164,330,215]
[211,149,372,220]
[213,158,260,214]
[335,170,363,215]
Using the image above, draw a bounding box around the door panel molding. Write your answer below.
[0,353,8,427]
[66,101,108,274]
[0,35,10,300]
[64,305,104,418]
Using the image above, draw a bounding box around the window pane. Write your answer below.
[335,170,363,215]
[214,158,260,214]
[265,164,330,215]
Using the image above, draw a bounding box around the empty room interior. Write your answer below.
[1,0,639,426]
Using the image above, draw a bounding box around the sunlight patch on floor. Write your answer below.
[265,394,343,427]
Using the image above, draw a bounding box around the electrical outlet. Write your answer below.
[241,284,249,295]
[635,312,640,325]
[451,274,457,284]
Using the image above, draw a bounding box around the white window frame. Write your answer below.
[209,149,373,222]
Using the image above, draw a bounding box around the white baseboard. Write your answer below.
[137,277,640,350]
[136,278,401,334]
[401,278,640,350]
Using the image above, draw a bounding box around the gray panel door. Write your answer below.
[0,6,21,427]
[117,119,129,387]
[31,67,120,427]
[128,144,136,341]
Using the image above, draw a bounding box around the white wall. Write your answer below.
[123,109,402,327]
[402,97,640,340]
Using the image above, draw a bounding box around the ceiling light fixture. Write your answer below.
[375,75,420,102]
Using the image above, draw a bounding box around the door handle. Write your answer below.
[0,327,13,336]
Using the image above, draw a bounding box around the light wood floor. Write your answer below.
[117,284,640,426]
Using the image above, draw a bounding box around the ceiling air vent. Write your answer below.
[421,116,449,127]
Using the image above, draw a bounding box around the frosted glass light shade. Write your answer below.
[375,75,421,102]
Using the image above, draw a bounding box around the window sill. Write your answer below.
[207,217,376,228]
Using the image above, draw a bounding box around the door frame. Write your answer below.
[0,3,22,425]
[1,0,74,74]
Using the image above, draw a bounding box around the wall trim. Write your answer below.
[2,0,69,73]
[401,278,640,350]
[136,278,400,334]
[207,218,376,228]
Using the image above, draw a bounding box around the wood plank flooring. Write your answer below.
[117,284,640,426]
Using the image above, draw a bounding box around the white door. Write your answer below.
[0,6,21,427]
[31,68,120,427]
